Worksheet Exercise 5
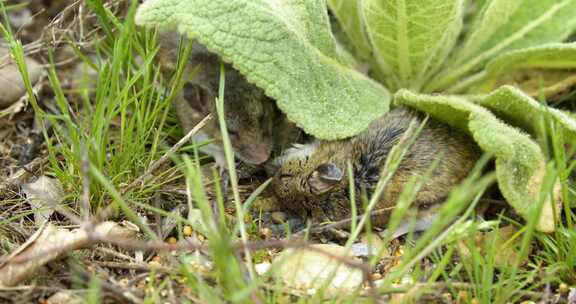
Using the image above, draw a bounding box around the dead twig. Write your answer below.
[95,261,170,273]
[297,207,396,237]
[0,222,137,287]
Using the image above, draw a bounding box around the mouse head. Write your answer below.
[223,74,276,165]
[272,144,344,201]
[183,68,274,165]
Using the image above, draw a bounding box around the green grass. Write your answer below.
[0,1,575,303]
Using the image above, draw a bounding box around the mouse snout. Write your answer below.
[240,143,271,165]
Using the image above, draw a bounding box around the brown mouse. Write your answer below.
[270,107,480,226]
[158,31,302,168]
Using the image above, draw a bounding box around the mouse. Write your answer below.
[157,31,303,170]
[270,106,481,226]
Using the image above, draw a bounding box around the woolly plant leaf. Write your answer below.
[473,70,576,101]
[328,0,372,61]
[361,0,464,91]
[474,86,576,143]
[458,0,523,62]
[486,43,576,75]
[429,0,576,92]
[470,43,576,94]
[395,90,557,232]
[135,0,390,140]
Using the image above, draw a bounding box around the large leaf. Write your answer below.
[328,0,372,61]
[458,0,523,62]
[470,70,576,100]
[448,43,576,95]
[395,90,558,232]
[361,0,464,91]
[429,0,576,92]
[135,0,390,140]
[485,43,576,75]
[474,86,576,143]
[468,43,576,94]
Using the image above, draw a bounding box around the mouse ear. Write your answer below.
[183,82,213,113]
[309,163,342,194]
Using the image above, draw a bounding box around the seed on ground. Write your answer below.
[183,225,193,236]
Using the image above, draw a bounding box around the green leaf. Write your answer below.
[395,90,557,232]
[135,0,390,140]
[474,86,576,143]
[450,43,576,95]
[429,0,576,92]
[361,0,464,91]
[471,43,576,92]
[328,0,372,61]
[458,0,523,62]
[485,43,576,75]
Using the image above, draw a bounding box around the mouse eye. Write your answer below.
[279,173,294,179]
[227,129,239,138]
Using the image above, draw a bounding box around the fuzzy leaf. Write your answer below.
[135,0,389,140]
[485,43,576,76]
[458,0,523,62]
[468,43,576,97]
[471,70,576,101]
[429,0,576,91]
[474,86,576,143]
[328,0,372,60]
[448,44,576,95]
[395,90,557,232]
[361,0,464,91]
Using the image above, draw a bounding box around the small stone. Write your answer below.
[273,244,364,296]
[183,226,193,236]
[0,47,43,109]
[568,288,576,303]
[45,291,83,304]
[271,211,288,224]
[390,293,406,303]
[558,282,569,294]
[255,262,271,275]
